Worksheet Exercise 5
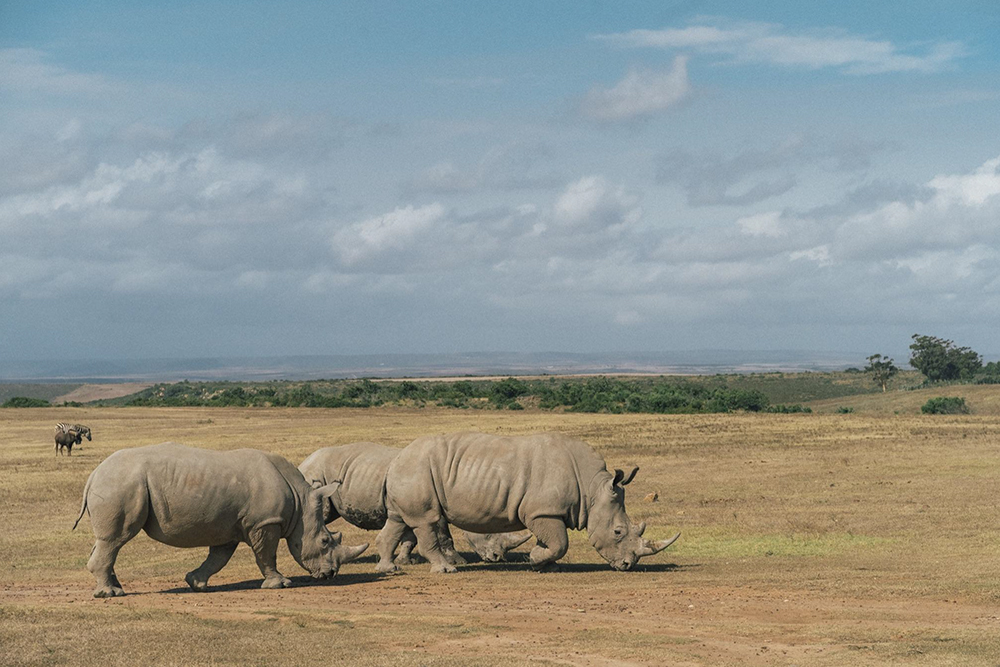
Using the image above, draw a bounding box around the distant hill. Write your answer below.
[0,350,876,382]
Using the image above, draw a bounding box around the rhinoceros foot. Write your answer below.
[430,562,457,574]
[185,571,209,592]
[375,561,402,575]
[531,562,561,573]
[393,553,422,566]
[93,585,125,598]
[442,551,467,566]
[260,575,293,589]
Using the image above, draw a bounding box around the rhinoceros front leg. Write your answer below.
[393,527,420,565]
[88,539,128,598]
[376,516,408,573]
[248,525,292,589]
[526,517,568,572]
[185,542,239,592]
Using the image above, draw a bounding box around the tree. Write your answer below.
[909,334,982,382]
[864,354,898,392]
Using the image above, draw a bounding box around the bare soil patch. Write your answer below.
[50,383,153,404]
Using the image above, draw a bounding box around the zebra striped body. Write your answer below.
[55,423,91,456]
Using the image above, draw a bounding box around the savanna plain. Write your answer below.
[3,390,1000,666]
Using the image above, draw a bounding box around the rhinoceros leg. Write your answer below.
[87,483,148,598]
[393,527,420,565]
[412,523,457,574]
[436,520,467,566]
[376,516,408,573]
[248,525,292,589]
[185,542,239,592]
[525,517,568,572]
[88,539,128,597]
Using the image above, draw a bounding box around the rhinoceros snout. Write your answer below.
[611,559,636,571]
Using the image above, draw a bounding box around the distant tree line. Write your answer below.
[119,376,810,415]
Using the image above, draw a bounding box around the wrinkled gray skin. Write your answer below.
[55,423,91,456]
[378,432,679,574]
[299,442,530,567]
[73,443,368,598]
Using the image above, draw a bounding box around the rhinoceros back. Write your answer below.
[91,443,299,548]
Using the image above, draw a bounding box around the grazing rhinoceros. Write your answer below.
[377,432,679,573]
[299,442,530,567]
[72,443,368,598]
[55,423,91,456]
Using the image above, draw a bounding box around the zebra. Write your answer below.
[55,423,92,456]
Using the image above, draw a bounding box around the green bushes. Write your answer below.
[110,375,818,415]
[920,397,970,415]
[1,396,51,408]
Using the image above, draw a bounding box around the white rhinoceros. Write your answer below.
[299,442,530,567]
[377,432,679,573]
[73,443,368,597]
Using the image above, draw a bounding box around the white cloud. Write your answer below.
[738,211,785,237]
[595,20,964,74]
[0,48,114,95]
[929,156,1000,206]
[333,203,446,265]
[553,176,641,229]
[580,56,689,121]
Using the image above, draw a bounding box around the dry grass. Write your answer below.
[3,404,1000,665]
[807,382,1000,415]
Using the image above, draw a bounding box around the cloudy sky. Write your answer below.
[2,1,1000,361]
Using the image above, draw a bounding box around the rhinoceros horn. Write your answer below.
[636,525,681,558]
[502,531,532,550]
[337,543,369,563]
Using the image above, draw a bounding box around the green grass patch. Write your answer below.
[677,530,893,559]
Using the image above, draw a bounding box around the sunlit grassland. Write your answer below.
[3,401,1000,665]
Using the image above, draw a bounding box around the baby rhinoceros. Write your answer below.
[299,442,530,568]
[73,443,368,598]
[378,432,680,573]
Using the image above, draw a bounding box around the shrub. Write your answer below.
[920,396,970,415]
[836,406,854,414]
[766,404,812,413]
[2,396,51,408]
[910,334,982,382]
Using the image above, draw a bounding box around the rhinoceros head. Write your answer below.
[287,482,369,579]
[587,465,680,571]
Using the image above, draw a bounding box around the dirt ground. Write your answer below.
[2,406,1000,665]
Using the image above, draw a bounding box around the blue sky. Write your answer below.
[2,1,1000,361]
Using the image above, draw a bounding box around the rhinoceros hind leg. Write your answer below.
[526,518,568,571]
[248,525,292,589]
[393,528,421,565]
[89,540,127,598]
[412,523,457,574]
[436,520,467,566]
[186,542,239,592]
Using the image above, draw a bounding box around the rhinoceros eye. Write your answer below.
[613,526,626,541]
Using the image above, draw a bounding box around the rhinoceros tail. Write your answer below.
[72,469,95,530]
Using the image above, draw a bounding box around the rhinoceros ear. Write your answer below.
[613,465,639,487]
[312,480,342,502]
